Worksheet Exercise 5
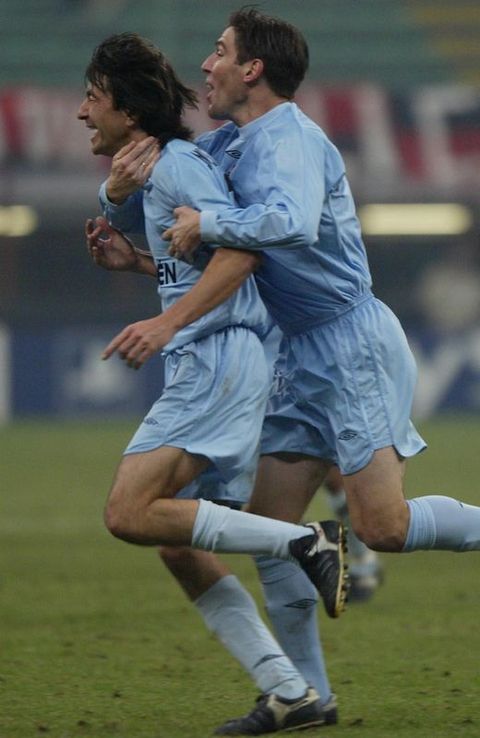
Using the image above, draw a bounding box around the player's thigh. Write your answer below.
[246,452,331,523]
[324,466,343,494]
[108,445,210,513]
[342,446,409,545]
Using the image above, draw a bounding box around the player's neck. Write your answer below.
[129,130,150,144]
[234,91,289,127]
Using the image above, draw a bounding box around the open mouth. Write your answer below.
[205,82,214,101]
[86,124,97,134]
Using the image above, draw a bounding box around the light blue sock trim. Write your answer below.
[403,498,436,551]
[195,574,308,699]
[404,495,480,552]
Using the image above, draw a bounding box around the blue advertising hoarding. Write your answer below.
[2,324,480,421]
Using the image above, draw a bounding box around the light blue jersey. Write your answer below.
[196,102,372,335]
[195,103,425,472]
[100,138,271,351]
[99,138,271,493]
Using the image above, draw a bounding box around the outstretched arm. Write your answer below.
[102,247,260,369]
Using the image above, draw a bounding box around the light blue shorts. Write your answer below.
[125,326,269,499]
[261,296,426,475]
[176,461,257,508]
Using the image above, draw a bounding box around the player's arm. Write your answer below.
[98,138,159,235]
[102,148,262,369]
[106,136,159,203]
[102,247,260,369]
[164,132,326,256]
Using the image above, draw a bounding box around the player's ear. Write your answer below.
[244,58,264,84]
[123,108,140,129]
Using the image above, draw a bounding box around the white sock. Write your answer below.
[192,499,313,560]
[404,495,480,552]
[195,575,309,699]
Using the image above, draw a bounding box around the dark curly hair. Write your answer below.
[85,33,198,144]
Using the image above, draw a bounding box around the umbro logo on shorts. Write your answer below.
[143,417,159,426]
[338,429,358,441]
[225,149,242,159]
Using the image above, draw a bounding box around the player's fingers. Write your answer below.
[95,217,125,244]
[140,145,159,176]
[163,227,173,241]
[173,206,188,218]
[126,348,146,369]
[112,140,138,162]
[102,328,133,360]
[94,215,110,230]
[87,224,104,251]
[122,136,158,167]
[135,141,159,180]
[90,246,104,266]
[128,346,152,370]
[117,331,147,361]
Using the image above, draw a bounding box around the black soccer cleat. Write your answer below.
[214,689,337,735]
[289,520,348,618]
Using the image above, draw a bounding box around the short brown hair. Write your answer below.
[229,7,309,98]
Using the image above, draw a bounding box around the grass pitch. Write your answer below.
[1,417,480,738]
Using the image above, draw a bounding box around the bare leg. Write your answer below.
[343,446,409,551]
[324,466,383,601]
[104,446,334,559]
[159,546,230,601]
[247,452,330,521]
[104,445,209,545]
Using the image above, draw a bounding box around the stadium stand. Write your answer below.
[0,0,478,331]
[0,0,470,89]
[406,1,480,86]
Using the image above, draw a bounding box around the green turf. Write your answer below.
[1,417,480,738]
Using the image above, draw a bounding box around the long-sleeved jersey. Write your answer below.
[99,138,271,351]
[196,102,373,335]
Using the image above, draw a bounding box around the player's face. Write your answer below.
[77,82,133,156]
[201,26,249,121]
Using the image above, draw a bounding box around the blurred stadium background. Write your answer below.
[1,0,480,423]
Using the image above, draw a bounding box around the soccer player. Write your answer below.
[79,33,344,735]
[161,7,480,563]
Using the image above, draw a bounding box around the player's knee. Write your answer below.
[354,519,405,552]
[104,495,137,542]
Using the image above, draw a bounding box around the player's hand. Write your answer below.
[86,216,140,272]
[163,206,201,262]
[106,136,160,204]
[102,315,176,369]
